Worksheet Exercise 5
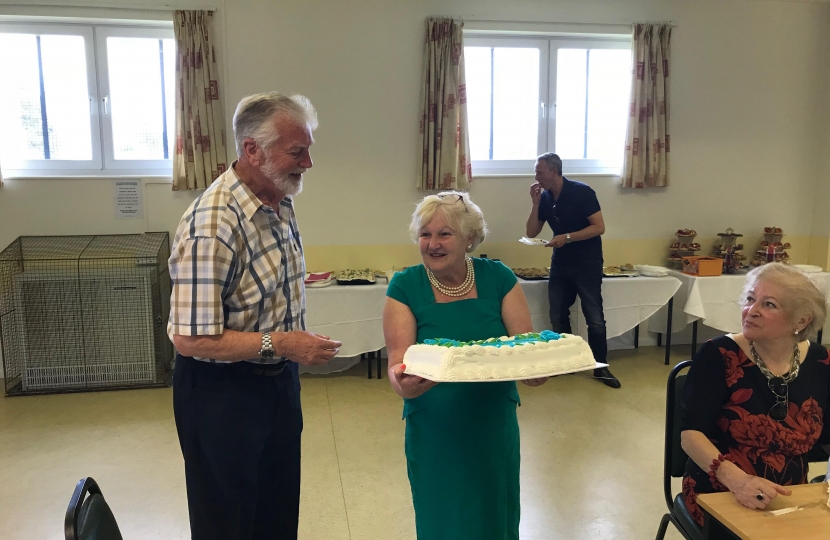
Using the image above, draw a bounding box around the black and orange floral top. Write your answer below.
[680,336,830,526]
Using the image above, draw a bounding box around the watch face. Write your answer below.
[261,349,275,359]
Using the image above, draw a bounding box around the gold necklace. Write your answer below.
[748,341,800,383]
[426,257,474,297]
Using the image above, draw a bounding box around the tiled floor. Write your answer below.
[0,346,826,540]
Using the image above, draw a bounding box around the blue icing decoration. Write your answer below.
[419,330,564,347]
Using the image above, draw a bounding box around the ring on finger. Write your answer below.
[756,492,765,501]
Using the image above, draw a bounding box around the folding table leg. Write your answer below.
[657,333,662,347]
[364,353,371,379]
[664,298,673,365]
[634,325,639,348]
[376,349,382,379]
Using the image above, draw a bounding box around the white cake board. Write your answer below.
[404,362,608,383]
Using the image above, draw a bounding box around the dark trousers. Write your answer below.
[547,264,608,364]
[173,354,303,540]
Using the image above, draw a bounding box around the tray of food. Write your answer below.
[512,267,549,280]
[335,269,377,285]
[603,264,638,277]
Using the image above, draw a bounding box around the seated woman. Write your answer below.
[681,263,830,528]
[383,191,547,540]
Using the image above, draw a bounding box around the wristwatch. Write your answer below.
[565,233,572,243]
[259,331,275,360]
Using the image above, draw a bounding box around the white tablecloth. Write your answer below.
[300,275,681,374]
[647,270,830,335]
[301,282,388,374]
[519,276,681,340]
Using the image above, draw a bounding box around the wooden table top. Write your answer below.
[697,482,830,540]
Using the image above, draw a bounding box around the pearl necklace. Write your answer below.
[748,341,800,383]
[426,257,475,297]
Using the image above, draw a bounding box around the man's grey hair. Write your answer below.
[232,92,318,157]
[537,152,562,176]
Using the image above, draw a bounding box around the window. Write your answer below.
[0,22,175,177]
[464,35,631,176]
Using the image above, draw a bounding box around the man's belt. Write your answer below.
[232,360,289,376]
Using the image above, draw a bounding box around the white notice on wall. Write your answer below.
[115,180,144,219]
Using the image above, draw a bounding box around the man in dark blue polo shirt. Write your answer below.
[525,153,620,388]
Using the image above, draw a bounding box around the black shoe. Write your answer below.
[594,367,621,389]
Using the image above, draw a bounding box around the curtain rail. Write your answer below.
[463,19,675,27]
[0,2,216,12]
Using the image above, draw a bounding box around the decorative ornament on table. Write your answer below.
[750,227,790,267]
[712,228,744,274]
[667,228,699,269]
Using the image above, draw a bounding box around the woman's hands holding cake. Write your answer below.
[390,363,438,398]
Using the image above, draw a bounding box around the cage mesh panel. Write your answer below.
[0,233,172,395]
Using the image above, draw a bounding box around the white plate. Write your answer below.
[403,363,607,383]
[519,237,550,246]
[794,264,823,274]
[305,278,333,288]
[635,264,670,277]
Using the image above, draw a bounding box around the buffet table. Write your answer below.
[648,270,830,360]
[518,275,681,342]
[301,274,681,376]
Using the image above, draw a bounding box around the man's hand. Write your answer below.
[279,331,341,366]
[546,235,567,248]
[529,182,543,206]
[391,363,438,399]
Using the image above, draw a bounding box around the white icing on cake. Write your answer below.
[403,331,596,381]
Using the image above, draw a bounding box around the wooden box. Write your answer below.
[682,256,723,276]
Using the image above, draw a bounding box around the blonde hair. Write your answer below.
[740,263,827,340]
[408,191,488,252]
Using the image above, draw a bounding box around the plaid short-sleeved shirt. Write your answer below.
[167,163,306,364]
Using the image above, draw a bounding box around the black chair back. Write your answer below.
[663,360,692,511]
[64,477,123,540]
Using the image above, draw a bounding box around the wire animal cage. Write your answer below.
[0,233,173,396]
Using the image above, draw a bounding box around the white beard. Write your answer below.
[261,159,304,197]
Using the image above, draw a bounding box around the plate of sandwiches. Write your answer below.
[519,237,550,246]
[336,269,377,285]
[603,264,638,278]
[305,272,334,288]
[512,267,549,280]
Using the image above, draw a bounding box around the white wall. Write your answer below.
[1,0,830,377]
[1,0,827,249]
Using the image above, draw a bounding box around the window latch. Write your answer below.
[102,96,109,115]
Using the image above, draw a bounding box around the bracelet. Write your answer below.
[708,453,732,491]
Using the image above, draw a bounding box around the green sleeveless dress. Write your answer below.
[387,258,521,540]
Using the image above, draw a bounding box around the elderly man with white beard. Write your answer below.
[168,92,341,540]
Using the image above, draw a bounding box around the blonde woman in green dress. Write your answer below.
[383,191,548,540]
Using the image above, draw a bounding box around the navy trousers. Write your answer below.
[547,264,608,364]
[173,354,303,540]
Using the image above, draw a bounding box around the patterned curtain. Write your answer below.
[622,23,672,188]
[172,10,227,191]
[418,18,471,191]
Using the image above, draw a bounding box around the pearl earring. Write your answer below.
[794,329,800,335]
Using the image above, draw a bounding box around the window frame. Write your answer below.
[463,33,632,177]
[95,25,176,173]
[0,21,176,178]
[0,22,102,173]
